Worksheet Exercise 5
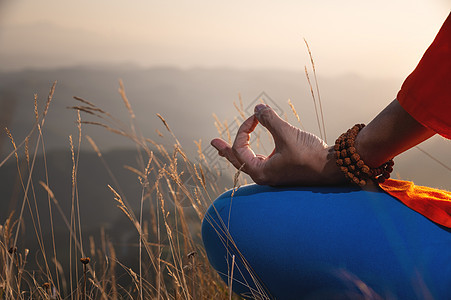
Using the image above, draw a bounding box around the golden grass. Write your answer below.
[0,82,252,300]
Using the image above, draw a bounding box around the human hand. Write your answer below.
[210,104,346,186]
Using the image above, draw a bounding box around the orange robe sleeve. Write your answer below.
[380,13,451,228]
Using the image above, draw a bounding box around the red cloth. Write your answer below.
[380,13,451,227]
[397,13,451,139]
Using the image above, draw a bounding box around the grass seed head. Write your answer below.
[80,257,91,265]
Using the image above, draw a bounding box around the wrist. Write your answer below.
[320,146,348,185]
[353,126,385,168]
[335,124,394,186]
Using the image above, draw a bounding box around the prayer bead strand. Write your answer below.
[335,124,394,187]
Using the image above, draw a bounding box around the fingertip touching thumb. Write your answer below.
[254,103,289,137]
[254,103,269,114]
[254,104,277,127]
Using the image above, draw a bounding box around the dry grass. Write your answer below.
[0,82,248,299]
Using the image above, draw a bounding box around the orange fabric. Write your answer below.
[380,14,451,228]
[380,179,451,227]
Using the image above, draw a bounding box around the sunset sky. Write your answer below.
[0,0,449,78]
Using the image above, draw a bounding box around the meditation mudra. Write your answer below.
[202,13,451,299]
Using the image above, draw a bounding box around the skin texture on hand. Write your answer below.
[211,100,435,187]
[210,104,346,186]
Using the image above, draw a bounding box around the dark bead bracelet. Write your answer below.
[335,124,394,187]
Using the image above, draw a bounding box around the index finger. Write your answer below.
[232,115,265,174]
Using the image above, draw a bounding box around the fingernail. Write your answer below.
[254,104,266,114]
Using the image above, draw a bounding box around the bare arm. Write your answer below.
[354,99,435,168]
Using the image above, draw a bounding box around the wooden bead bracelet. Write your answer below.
[334,124,394,187]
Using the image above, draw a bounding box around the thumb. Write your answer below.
[254,104,292,142]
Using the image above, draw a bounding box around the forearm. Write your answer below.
[354,99,435,168]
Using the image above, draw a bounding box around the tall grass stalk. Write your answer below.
[304,38,327,143]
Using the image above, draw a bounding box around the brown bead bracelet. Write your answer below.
[334,124,394,187]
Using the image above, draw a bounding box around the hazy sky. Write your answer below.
[0,0,449,78]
